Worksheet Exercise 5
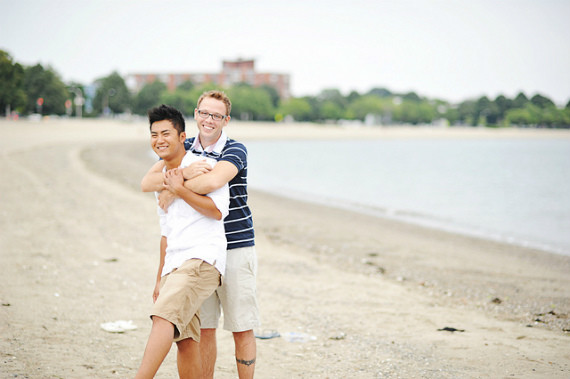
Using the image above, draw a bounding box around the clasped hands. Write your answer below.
[157,159,212,211]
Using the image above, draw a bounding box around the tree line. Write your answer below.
[2,49,569,127]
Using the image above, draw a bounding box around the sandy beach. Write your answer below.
[1,118,569,378]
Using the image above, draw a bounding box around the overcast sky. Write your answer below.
[2,0,569,105]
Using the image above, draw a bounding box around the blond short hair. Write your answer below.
[197,90,232,116]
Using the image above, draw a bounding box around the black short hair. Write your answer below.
[148,104,185,134]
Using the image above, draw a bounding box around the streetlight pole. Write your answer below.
[69,87,84,118]
[103,88,116,117]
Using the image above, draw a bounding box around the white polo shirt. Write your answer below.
[157,152,229,277]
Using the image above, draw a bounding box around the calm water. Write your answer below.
[246,137,570,256]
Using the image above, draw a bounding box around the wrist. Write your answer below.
[182,167,192,180]
[172,183,186,196]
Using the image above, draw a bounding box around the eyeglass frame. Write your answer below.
[195,109,228,121]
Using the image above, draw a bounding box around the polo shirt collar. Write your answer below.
[190,130,227,154]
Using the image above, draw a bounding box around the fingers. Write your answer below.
[199,161,213,172]
[165,168,183,178]
[190,161,212,172]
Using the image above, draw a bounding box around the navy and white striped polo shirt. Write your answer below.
[184,133,255,250]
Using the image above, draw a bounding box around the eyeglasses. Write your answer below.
[196,109,227,121]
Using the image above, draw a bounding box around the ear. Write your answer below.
[179,131,186,142]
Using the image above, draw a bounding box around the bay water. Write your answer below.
[246,137,570,256]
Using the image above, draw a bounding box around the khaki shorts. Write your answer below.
[151,259,220,342]
[200,246,260,332]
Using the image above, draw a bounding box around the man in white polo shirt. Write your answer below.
[135,104,229,379]
[141,91,259,379]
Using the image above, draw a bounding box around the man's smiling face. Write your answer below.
[194,96,230,147]
[150,119,186,162]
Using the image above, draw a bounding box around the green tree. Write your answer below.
[228,84,275,121]
[160,89,196,116]
[505,103,541,126]
[530,93,555,109]
[418,101,438,124]
[93,72,131,116]
[393,100,416,123]
[562,108,570,127]
[456,100,477,125]
[367,87,392,97]
[347,95,384,120]
[163,82,222,117]
[22,64,69,115]
[0,50,27,115]
[315,89,349,120]
[443,106,460,125]
[402,91,421,103]
[512,92,529,109]
[319,101,344,120]
[177,80,194,91]
[259,84,280,108]
[493,94,512,124]
[133,80,167,115]
[394,100,436,124]
[318,89,347,108]
[278,97,312,121]
[346,90,361,103]
[475,96,500,125]
[303,96,322,121]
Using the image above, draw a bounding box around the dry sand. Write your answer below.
[0,119,569,378]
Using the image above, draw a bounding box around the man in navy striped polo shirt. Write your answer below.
[141,90,259,379]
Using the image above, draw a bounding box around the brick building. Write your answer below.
[127,59,290,99]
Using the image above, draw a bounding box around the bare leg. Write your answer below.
[135,316,175,379]
[234,329,256,379]
[176,337,202,379]
[200,328,217,379]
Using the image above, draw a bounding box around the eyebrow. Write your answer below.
[151,129,171,135]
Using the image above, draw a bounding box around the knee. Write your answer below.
[176,338,198,353]
[233,330,255,346]
[201,328,216,341]
[151,316,175,332]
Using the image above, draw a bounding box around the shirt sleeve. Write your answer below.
[219,142,247,172]
[203,157,230,218]
[207,183,230,219]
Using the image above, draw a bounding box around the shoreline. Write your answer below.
[249,185,570,258]
[82,138,570,331]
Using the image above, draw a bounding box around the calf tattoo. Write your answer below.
[236,357,256,366]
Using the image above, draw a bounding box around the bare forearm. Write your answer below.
[141,161,166,192]
[141,172,164,192]
[183,161,238,195]
[158,236,166,277]
[175,187,222,220]
[153,236,167,302]
[184,174,222,195]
